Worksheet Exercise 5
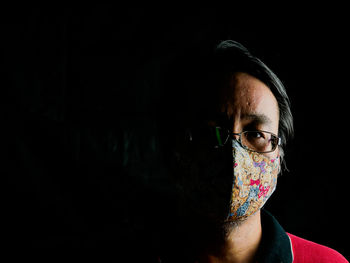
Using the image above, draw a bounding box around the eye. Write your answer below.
[245,131,265,139]
[243,131,267,146]
[241,131,271,152]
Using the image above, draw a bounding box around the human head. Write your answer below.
[211,40,294,169]
[157,39,295,203]
[155,40,294,254]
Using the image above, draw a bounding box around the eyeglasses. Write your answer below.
[186,126,281,153]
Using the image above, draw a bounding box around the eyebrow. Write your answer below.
[241,113,273,126]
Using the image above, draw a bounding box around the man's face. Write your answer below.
[217,72,280,159]
[173,72,280,226]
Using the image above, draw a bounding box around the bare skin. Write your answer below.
[199,212,262,263]
[199,72,280,263]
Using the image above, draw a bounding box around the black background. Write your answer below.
[2,6,349,258]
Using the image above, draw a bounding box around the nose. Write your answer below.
[231,132,240,142]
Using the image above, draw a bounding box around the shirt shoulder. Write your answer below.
[287,233,348,263]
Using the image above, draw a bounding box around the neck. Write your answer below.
[199,211,262,263]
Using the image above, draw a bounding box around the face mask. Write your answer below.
[226,140,280,221]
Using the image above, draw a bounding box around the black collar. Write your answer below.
[256,209,293,263]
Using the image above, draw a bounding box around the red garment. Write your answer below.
[287,233,348,263]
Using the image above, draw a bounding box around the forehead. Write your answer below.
[219,72,279,129]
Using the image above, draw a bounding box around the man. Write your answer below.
[155,40,348,262]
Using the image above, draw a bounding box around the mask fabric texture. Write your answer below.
[227,140,280,221]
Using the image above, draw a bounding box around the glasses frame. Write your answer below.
[215,127,281,153]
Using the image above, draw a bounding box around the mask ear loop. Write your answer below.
[275,143,282,175]
[276,137,284,175]
[276,155,282,175]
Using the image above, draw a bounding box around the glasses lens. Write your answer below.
[214,127,230,147]
[241,131,277,153]
[186,125,229,148]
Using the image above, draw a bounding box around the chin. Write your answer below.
[221,218,247,236]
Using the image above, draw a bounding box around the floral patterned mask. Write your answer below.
[226,140,280,221]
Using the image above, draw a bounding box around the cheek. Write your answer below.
[264,146,280,159]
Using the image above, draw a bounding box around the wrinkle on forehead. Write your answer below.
[218,72,279,133]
